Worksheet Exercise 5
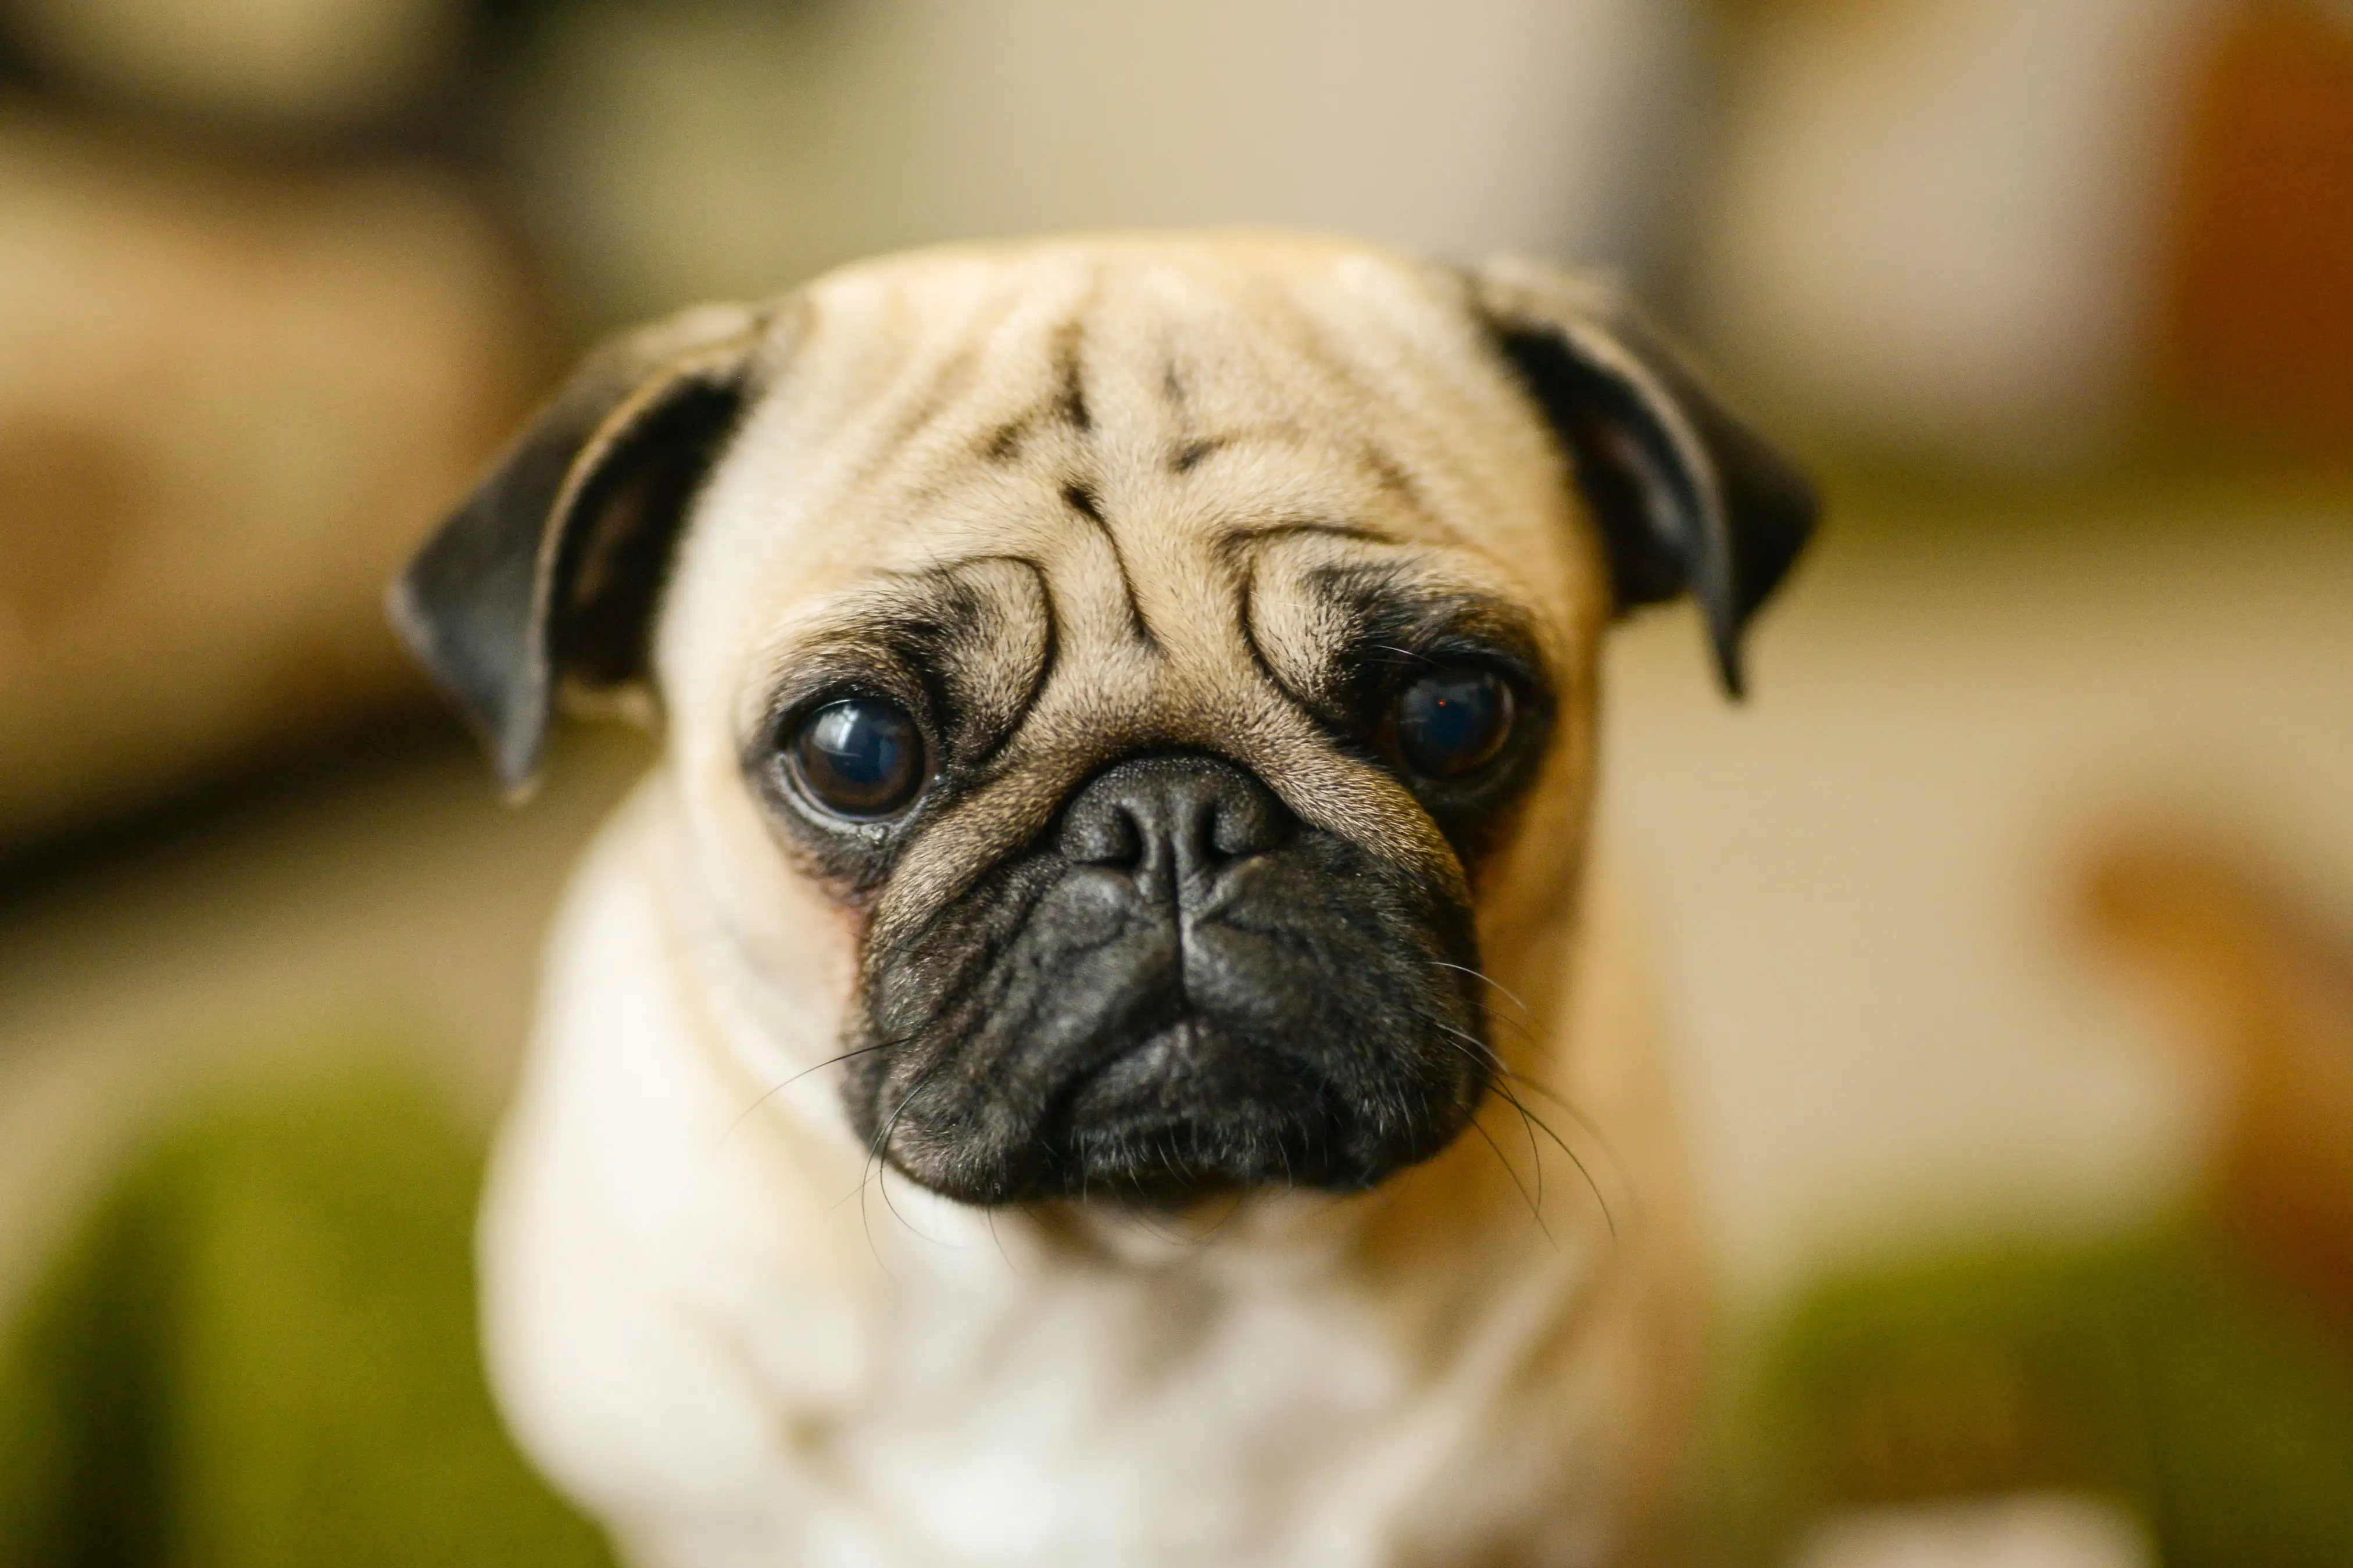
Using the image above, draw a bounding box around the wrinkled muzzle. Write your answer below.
[845,754,1492,1207]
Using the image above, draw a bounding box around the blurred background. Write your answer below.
[0,1,2347,1564]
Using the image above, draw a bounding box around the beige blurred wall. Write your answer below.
[1604,484,2353,1308]
[0,117,550,854]
[6,0,470,128]
[1690,0,2233,466]
[504,0,1700,325]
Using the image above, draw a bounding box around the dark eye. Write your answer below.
[1393,667,1515,780]
[788,698,925,819]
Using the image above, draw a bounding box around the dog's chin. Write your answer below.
[877,1015,1485,1211]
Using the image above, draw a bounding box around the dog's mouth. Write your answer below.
[880,1011,1458,1209]
[868,1007,1486,1210]
[843,754,1492,1209]
[1060,1017,1326,1198]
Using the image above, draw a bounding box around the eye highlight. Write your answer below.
[788,697,927,819]
[1392,668,1515,780]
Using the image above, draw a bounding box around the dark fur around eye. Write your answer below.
[740,563,1051,890]
[750,684,932,887]
[1306,563,1557,863]
[747,654,953,889]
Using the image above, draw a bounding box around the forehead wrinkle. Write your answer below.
[1234,266,1535,552]
[1075,420,1450,674]
[799,266,1107,531]
[1097,262,1352,455]
[803,444,1163,680]
[1025,518,1161,664]
[825,253,1462,577]
[1240,533,1576,718]
[802,292,986,492]
[1146,317,1472,555]
[1198,456,1456,560]
[1081,266,1217,437]
[1217,519,1396,560]
[731,550,1054,728]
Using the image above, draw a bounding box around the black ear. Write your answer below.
[389,302,771,790]
[1471,259,1818,697]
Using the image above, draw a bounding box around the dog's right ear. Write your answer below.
[390,303,772,793]
[1469,259,1817,699]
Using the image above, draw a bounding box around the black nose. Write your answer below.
[1057,755,1290,909]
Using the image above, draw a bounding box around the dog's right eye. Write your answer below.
[787,698,926,819]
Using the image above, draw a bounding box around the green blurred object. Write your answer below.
[0,1073,614,1568]
[1726,1232,2353,1568]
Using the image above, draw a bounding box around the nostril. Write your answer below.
[1061,803,1143,868]
[1207,792,1285,862]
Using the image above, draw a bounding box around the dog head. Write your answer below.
[394,235,1813,1208]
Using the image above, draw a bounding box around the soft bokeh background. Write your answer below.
[0,2,2347,1564]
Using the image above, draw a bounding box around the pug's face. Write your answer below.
[392,236,1813,1209]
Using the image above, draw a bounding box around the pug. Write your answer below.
[391,234,1814,1568]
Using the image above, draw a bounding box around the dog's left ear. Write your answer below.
[390,302,773,792]
[1471,258,1818,697]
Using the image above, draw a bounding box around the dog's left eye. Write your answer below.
[1392,668,1515,780]
[788,697,927,819]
